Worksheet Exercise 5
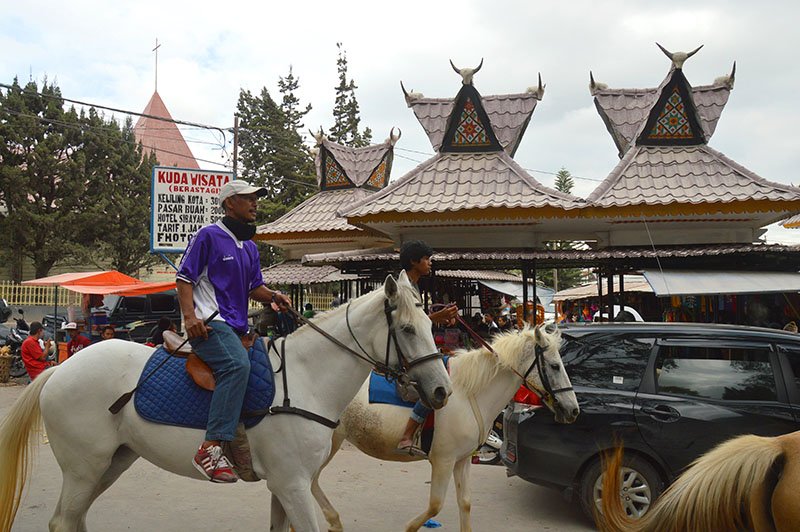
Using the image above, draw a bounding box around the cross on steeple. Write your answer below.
[152,38,162,92]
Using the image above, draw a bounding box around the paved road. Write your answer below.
[0,383,594,531]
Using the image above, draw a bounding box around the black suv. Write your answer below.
[501,322,800,520]
[104,290,181,342]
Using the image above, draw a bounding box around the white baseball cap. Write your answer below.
[61,322,78,331]
[218,180,268,205]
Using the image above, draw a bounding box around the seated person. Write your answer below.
[21,322,54,380]
[63,322,91,357]
[101,325,116,340]
[149,317,177,345]
[302,303,316,319]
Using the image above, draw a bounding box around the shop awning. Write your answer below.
[553,275,652,302]
[22,270,176,296]
[642,270,800,296]
[479,280,555,311]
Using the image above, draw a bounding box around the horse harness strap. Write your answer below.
[467,394,487,451]
[267,337,340,429]
[454,314,573,405]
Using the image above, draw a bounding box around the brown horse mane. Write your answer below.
[597,432,798,532]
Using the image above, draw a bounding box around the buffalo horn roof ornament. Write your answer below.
[309,127,326,146]
[714,62,737,89]
[387,127,402,146]
[589,71,608,95]
[400,81,424,103]
[449,58,483,85]
[656,42,704,70]
[525,73,546,99]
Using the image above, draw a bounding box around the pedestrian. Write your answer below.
[478,312,500,339]
[63,322,91,357]
[176,180,292,483]
[21,321,54,380]
[303,302,316,319]
[149,316,176,345]
[331,290,342,308]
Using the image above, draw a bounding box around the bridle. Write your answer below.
[290,295,443,382]
[454,314,573,406]
[272,294,443,429]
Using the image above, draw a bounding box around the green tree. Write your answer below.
[329,43,372,147]
[79,112,160,275]
[0,78,87,280]
[539,167,584,291]
[278,66,312,134]
[236,85,316,266]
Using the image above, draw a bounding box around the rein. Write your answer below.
[268,297,443,429]
[453,314,572,405]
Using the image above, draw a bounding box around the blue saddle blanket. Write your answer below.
[368,371,415,408]
[134,338,275,430]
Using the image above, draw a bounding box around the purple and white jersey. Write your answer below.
[177,221,264,334]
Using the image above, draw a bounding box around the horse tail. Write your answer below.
[598,434,785,532]
[0,366,57,531]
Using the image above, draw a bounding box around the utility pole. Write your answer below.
[232,115,239,175]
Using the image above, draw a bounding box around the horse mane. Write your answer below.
[450,326,558,396]
[599,433,786,532]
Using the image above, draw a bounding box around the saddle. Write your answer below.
[162,330,215,391]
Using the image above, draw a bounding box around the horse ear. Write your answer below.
[384,274,398,299]
[397,270,410,284]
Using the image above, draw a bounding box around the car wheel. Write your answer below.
[579,454,662,522]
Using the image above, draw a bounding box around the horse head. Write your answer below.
[525,324,579,424]
[377,271,451,409]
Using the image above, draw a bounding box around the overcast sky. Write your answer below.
[3,0,799,242]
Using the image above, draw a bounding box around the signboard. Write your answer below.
[150,166,235,253]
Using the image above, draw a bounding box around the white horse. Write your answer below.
[312,325,580,532]
[0,272,452,532]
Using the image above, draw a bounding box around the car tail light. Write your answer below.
[513,385,542,406]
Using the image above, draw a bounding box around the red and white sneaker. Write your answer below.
[193,445,239,483]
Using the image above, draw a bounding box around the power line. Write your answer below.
[4,109,231,169]
[0,81,229,145]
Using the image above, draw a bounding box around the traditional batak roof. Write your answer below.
[343,61,582,224]
[262,260,357,285]
[256,131,398,242]
[134,91,199,169]
[587,44,800,213]
[782,213,800,229]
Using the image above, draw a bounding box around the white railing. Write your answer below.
[0,281,82,307]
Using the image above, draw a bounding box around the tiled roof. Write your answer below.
[316,137,392,188]
[134,92,199,169]
[408,92,540,155]
[341,151,583,217]
[257,188,373,235]
[586,145,800,208]
[435,269,522,282]
[262,260,357,285]
[593,79,731,156]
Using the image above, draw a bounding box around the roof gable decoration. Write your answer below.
[320,148,356,190]
[363,151,393,190]
[310,128,400,190]
[440,60,502,153]
[636,69,707,146]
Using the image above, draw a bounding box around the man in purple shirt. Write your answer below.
[177,180,291,483]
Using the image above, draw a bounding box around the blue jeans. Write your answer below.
[189,321,250,442]
[411,401,431,424]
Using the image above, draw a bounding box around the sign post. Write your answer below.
[150,166,235,255]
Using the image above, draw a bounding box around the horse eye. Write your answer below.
[401,325,416,334]
[550,363,560,371]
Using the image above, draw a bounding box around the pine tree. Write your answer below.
[539,167,584,290]
[0,78,87,279]
[278,65,312,134]
[329,43,372,148]
[236,86,316,266]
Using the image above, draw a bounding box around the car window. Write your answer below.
[122,296,146,314]
[561,334,654,392]
[780,347,800,394]
[150,293,176,313]
[655,345,777,401]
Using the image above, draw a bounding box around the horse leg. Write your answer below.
[311,429,347,532]
[452,456,472,532]
[271,493,291,532]
[404,457,455,532]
